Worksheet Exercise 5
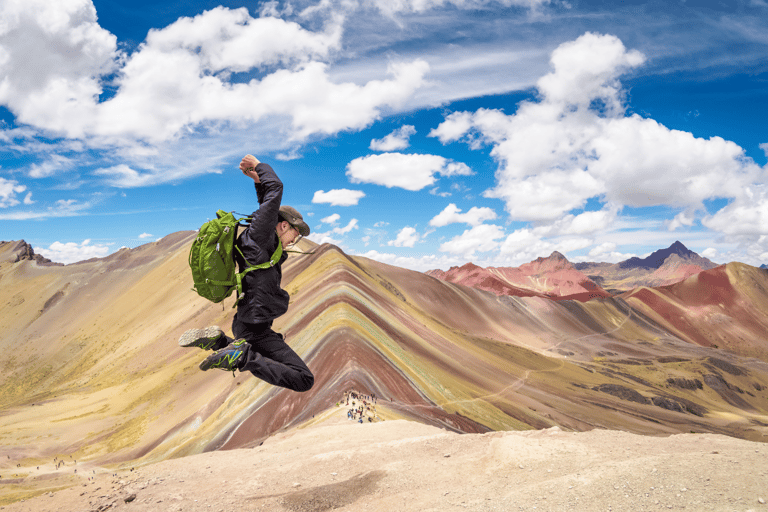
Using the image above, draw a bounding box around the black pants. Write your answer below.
[232,315,314,392]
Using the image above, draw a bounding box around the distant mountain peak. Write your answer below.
[618,241,704,270]
[668,240,694,255]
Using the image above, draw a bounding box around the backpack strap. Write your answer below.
[232,239,283,308]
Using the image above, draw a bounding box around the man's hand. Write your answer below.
[240,154,261,183]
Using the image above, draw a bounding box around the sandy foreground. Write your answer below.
[2,407,767,512]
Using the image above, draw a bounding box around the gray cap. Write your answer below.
[279,205,310,237]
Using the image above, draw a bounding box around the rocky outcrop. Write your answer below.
[0,240,62,266]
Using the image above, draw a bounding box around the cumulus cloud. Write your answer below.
[333,219,359,235]
[307,232,341,246]
[497,228,591,261]
[429,203,498,227]
[532,204,621,237]
[307,218,358,245]
[589,241,616,258]
[346,152,472,191]
[93,165,160,188]
[439,224,506,257]
[667,210,696,231]
[0,3,429,148]
[430,32,763,227]
[353,248,466,272]
[388,226,420,247]
[370,125,416,151]
[34,239,111,264]
[321,213,341,224]
[0,178,27,208]
[0,0,118,137]
[28,155,76,179]
[138,233,153,239]
[702,185,768,236]
[313,189,366,206]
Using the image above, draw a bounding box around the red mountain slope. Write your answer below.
[427,252,611,301]
[622,262,768,360]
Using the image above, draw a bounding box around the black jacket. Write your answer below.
[234,163,290,324]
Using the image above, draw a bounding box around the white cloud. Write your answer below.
[429,203,498,227]
[306,218,358,245]
[0,198,93,220]
[34,239,111,264]
[497,227,592,264]
[0,0,118,137]
[333,219,359,235]
[667,210,696,231]
[581,241,638,263]
[307,232,341,246]
[28,155,75,178]
[0,178,27,207]
[313,189,366,206]
[321,213,341,224]
[702,247,718,259]
[431,32,763,226]
[374,0,552,17]
[532,204,620,237]
[388,226,420,247]
[0,3,430,147]
[370,125,416,151]
[138,233,153,239]
[346,152,472,191]
[93,165,158,188]
[589,241,616,258]
[352,248,466,272]
[439,224,506,258]
[702,185,768,236]
[429,187,452,197]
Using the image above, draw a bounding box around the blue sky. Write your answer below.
[1,0,767,269]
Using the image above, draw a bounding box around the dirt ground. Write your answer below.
[2,407,767,512]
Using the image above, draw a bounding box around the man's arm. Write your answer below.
[238,156,283,252]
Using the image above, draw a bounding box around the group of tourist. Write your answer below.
[340,389,379,424]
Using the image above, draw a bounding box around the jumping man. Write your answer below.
[179,154,314,392]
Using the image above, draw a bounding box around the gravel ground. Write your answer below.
[3,411,768,512]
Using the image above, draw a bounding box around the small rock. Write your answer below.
[125,494,137,503]
[758,497,765,504]
[444,454,451,458]
[293,482,301,488]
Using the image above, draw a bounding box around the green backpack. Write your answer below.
[189,210,282,306]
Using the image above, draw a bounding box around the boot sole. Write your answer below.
[179,326,224,350]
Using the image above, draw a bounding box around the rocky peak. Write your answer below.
[619,241,702,270]
[0,240,61,266]
[549,251,567,261]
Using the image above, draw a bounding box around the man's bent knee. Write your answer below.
[294,372,314,393]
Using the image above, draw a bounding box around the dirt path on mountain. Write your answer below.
[3,408,767,512]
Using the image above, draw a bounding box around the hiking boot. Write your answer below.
[199,339,247,375]
[179,326,226,351]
